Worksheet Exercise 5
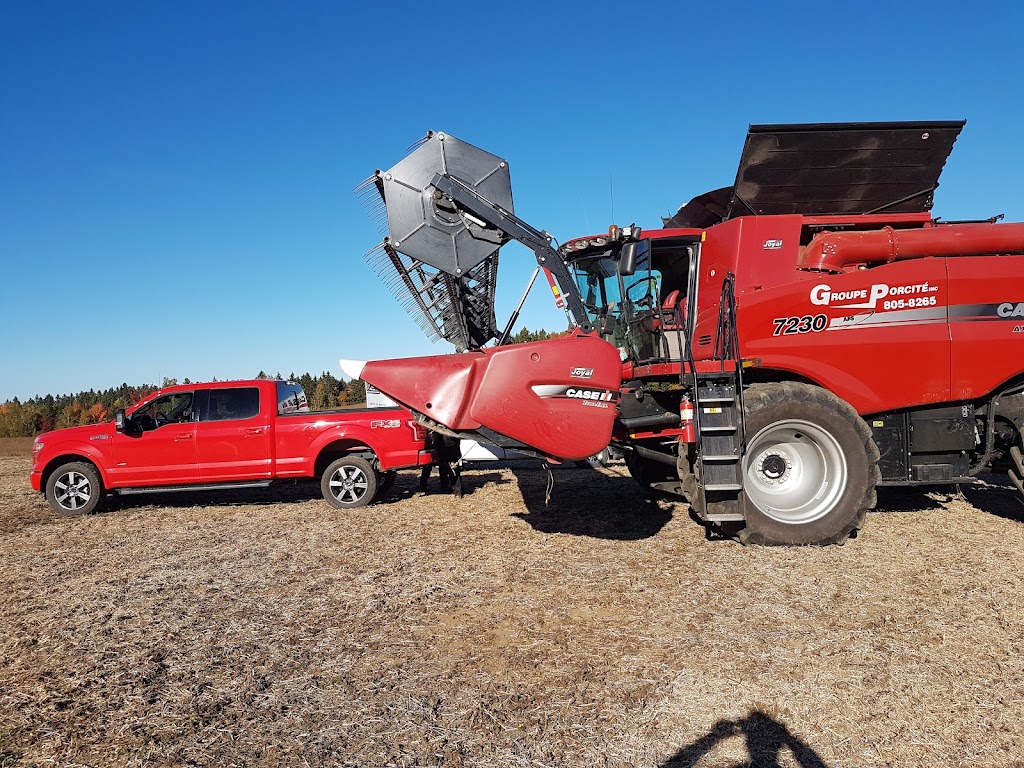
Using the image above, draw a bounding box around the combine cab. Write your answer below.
[354,123,1024,545]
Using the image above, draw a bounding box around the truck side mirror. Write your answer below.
[619,243,638,277]
[115,409,128,433]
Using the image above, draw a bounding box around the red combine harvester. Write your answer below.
[351,122,1024,545]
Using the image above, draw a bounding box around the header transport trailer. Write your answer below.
[346,122,1024,545]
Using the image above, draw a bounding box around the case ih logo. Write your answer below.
[810,281,938,310]
[530,384,616,408]
[998,302,1024,318]
[565,388,614,402]
[570,367,594,379]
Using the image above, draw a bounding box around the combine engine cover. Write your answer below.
[354,131,621,461]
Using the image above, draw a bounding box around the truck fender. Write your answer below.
[40,442,112,489]
[308,424,387,475]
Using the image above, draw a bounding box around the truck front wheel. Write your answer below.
[321,456,378,509]
[45,461,104,516]
[736,383,880,545]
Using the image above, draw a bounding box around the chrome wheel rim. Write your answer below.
[54,471,93,512]
[743,419,847,524]
[328,465,369,504]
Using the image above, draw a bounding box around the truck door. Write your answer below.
[111,391,199,486]
[194,386,272,482]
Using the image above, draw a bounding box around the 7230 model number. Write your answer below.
[772,314,828,336]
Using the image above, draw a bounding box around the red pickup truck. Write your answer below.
[30,379,431,515]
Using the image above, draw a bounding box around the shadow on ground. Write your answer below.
[875,473,1023,523]
[661,710,830,768]
[509,462,674,541]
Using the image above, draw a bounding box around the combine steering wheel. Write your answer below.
[625,276,659,308]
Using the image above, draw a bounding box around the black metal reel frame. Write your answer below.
[430,173,595,336]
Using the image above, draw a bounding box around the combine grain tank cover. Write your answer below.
[728,121,965,218]
[663,121,966,227]
[378,132,513,275]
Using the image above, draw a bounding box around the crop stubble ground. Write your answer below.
[1,437,1023,767]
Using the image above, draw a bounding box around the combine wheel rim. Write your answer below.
[743,419,848,525]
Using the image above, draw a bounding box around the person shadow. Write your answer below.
[661,710,830,768]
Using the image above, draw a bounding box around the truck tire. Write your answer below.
[321,456,378,509]
[45,461,104,516]
[734,383,880,546]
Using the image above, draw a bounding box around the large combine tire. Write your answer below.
[735,383,879,546]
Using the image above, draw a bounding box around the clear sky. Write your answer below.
[2,0,1022,401]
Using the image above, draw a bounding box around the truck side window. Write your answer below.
[200,387,261,422]
[136,392,194,431]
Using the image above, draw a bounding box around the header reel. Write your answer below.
[359,131,590,351]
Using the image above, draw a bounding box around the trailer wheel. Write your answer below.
[321,456,378,509]
[735,383,879,545]
[45,461,104,516]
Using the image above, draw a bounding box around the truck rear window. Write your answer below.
[276,382,310,414]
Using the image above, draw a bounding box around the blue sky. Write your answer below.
[2,0,1022,401]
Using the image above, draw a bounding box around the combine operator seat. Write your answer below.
[637,290,686,362]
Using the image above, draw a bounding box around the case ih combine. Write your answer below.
[349,121,1024,545]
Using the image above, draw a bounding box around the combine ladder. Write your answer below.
[694,374,746,523]
[693,273,747,524]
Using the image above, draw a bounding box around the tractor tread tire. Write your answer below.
[734,382,879,546]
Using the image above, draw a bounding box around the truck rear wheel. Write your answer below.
[735,383,879,545]
[321,456,378,509]
[45,461,104,516]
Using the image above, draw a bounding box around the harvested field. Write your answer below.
[2,440,1024,767]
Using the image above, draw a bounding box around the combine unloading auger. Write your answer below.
[351,132,620,461]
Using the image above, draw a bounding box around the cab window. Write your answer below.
[136,392,194,431]
[196,387,261,422]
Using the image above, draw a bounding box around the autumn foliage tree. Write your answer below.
[0,370,371,437]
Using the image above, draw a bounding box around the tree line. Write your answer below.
[0,371,366,438]
[0,329,563,438]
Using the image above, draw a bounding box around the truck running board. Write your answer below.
[115,481,274,496]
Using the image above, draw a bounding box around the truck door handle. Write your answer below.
[175,433,193,441]
[245,428,264,436]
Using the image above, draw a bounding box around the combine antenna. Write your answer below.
[609,175,615,222]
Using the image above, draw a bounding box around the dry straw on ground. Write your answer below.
[2,437,1023,767]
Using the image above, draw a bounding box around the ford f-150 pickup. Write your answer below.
[30,379,430,514]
